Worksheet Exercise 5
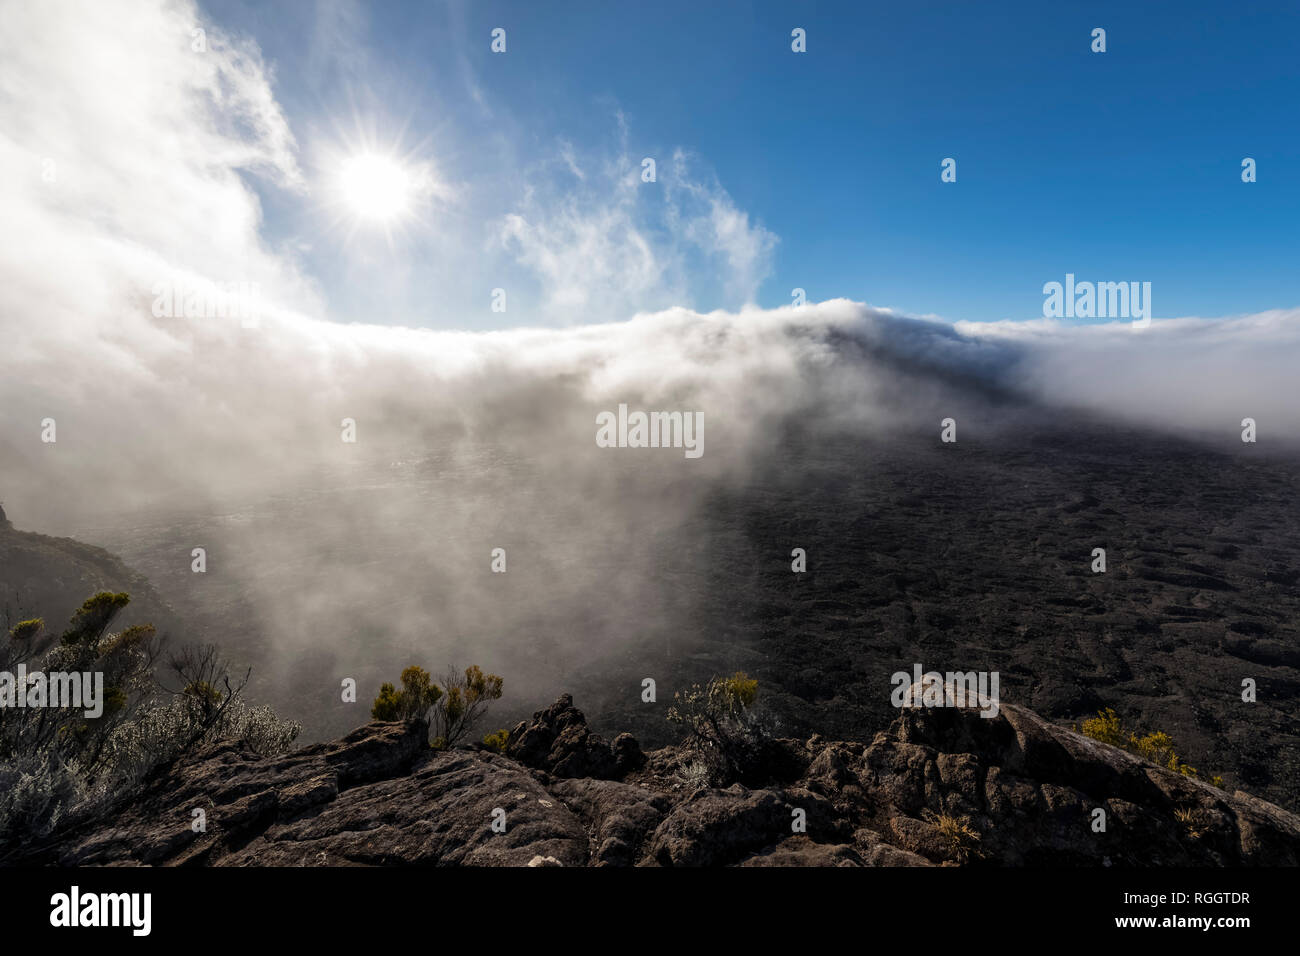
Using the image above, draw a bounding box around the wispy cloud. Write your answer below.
[498,138,778,323]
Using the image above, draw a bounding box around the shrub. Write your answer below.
[371,664,503,749]
[1079,708,1223,787]
[60,592,130,646]
[96,624,154,656]
[8,618,43,643]
[1174,806,1211,839]
[370,665,442,722]
[667,671,768,786]
[95,693,300,784]
[674,758,712,793]
[1079,708,1125,747]
[922,809,983,864]
[481,728,509,753]
[0,752,87,843]
[431,665,503,749]
[0,592,300,853]
[2,594,157,761]
[722,672,758,709]
[371,682,403,721]
[183,680,223,710]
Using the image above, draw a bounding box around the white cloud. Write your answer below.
[957,311,1300,438]
[497,141,778,323]
[0,0,316,329]
[666,149,777,307]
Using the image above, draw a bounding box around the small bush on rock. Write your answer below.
[371,664,503,749]
[667,671,770,787]
[371,666,442,722]
[922,809,983,864]
[1080,708,1223,787]
[8,618,44,643]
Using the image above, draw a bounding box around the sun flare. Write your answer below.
[337,152,413,223]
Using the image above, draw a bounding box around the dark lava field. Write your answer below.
[571,418,1300,813]
[10,408,1298,814]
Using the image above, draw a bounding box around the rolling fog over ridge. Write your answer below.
[8,299,1300,538]
[4,302,1300,814]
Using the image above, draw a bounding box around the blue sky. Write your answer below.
[204,0,1300,328]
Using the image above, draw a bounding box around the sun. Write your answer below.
[337,152,413,223]
[319,126,443,242]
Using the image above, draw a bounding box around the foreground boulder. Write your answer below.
[9,695,1300,866]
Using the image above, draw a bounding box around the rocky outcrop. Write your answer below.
[864,702,1300,866]
[10,694,1300,867]
[505,694,644,779]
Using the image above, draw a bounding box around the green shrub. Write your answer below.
[60,592,130,646]
[431,665,503,749]
[370,666,443,722]
[667,671,768,786]
[96,624,154,656]
[372,664,503,749]
[1079,708,1125,747]
[481,728,509,753]
[8,619,43,642]
[722,672,758,709]
[0,592,299,852]
[371,682,403,721]
[1079,708,1223,787]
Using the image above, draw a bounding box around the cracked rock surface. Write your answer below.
[11,693,1300,867]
